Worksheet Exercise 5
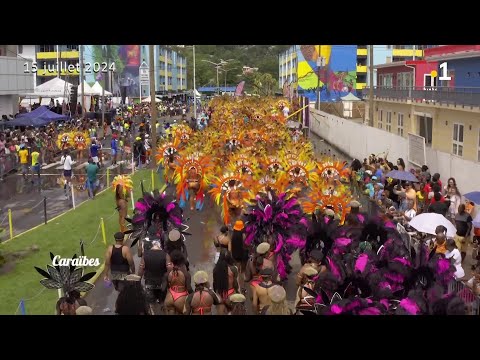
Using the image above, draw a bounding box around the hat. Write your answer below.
[304,266,318,277]
[125,274,141,281]
[365,170,372,175]
[260,268,273,276]
[256,242,270,255]
[114,232,124,240]
[168,229,181,242]
[229,293,246,303]
[76,306,93,315]
[325,209,335,217]
[193,271,209,285]
[371,176,378,181]
[388,206,396,212]
[135,137,141,141]
[349,200,362,208]
[233,220,244,231]
[268,285,286,303]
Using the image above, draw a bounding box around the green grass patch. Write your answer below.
[0,169,159,315]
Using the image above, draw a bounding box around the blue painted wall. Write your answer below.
[443,57,480,89]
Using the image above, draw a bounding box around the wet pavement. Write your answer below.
[85,131,356,315]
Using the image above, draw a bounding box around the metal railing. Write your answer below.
[364,86,480,107]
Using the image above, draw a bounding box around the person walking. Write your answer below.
[85,158,99,199]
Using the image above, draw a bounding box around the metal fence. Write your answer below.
[448,280,480,315]
[364,86,480,107]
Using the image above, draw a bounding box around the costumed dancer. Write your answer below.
[57,132,73,152]
[243,189,309,281]
[209,172,249,226]
[73,131,91,164]
[174,152,212,211]
[112,175,133,233]
[155,137,182,186]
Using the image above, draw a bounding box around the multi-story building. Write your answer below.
[34,45,80,86]
[364,45,480,163]
[0,45,34,116]
[279,45,431,99]
[140,45,187,96]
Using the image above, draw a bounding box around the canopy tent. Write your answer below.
[6,106,69,127]
[341,92,362,118]
[28,77,72,98]
[141,95,162,103]
[91,81,112,96]
[77,81,96,96]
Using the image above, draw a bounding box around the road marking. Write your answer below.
[42,162,61,169]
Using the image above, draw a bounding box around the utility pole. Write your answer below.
[316,47,323,110]
[149,45,157,169]
[193,45,197,120]
[101,47,106,126]
[80,45,85,119]
[368,45,374,127]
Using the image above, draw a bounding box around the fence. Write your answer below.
[448,280,480,315]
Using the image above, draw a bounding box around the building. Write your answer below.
[365,45,480,164]
[34,45,80,86]
[0,45,34,116]
[140,45,187,97]
[278,45,429,101]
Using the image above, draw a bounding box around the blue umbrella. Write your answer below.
[384,170,418,182]
[464,191,480,205]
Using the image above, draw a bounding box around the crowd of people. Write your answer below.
[49,96,479,316]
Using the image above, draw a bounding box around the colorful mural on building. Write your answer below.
[297,45,357,102]
[88,45,140,98]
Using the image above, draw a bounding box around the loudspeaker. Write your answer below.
[69,85,78,110]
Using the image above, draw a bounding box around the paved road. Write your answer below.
[85,131,353,315]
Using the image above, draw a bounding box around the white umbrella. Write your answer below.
[409,213,457,238]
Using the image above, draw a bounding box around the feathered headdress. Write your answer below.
[155,136,182,165]
[73,131,91,150]
[35,253,96,295]
[208,172,248,225]
[129,188,183,246]
[244,190,308,280]
[173,152,213,210]
[227,153,261,181]
[317,159,350,182]
[112,175,133,195]
[57,132,73,150]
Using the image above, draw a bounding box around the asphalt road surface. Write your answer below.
[84,131,354,315]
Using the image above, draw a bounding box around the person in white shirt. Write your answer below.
[282,106,289,118]
[445,238,465,280]
[60,150,73,198]
[402,200,416,225]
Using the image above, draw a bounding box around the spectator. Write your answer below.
[445,238,465,280]
[454,204,473,262]
[428,192,449,217]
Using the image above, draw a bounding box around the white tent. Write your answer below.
[141,95,162,103]
[91,81,112,96]
[29,77,72,98]
[194,89,201,98]
[77,81,96,96]
[341,92,361,118]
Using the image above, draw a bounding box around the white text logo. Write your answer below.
[52,255,100,267]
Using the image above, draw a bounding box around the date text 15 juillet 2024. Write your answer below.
[23,61,116,74]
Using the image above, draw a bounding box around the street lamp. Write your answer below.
[182,45,197,120]
[220,67,238,93]
[202,59,231,94]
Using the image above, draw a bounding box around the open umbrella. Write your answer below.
[464,191,480,205]
[385,170,418,182]
[409,213,457,238]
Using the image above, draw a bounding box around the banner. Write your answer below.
[235,81,245,97]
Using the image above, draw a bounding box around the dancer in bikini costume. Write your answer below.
[243,189,308,282]
[73,131,90,164]
[209,172,248,226]
[174,152,213,211]
[184,271,221,315]
[155,136,182,186]
[213,250,240,315]
[295,266,318,314]
[245,242,278,297]
[112,175,133,233]
[164,250,192,315]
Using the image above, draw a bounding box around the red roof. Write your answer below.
[424,45,480,59]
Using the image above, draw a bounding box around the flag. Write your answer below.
[235,81,245,97]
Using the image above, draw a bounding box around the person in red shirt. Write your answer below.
[432,173,442,189]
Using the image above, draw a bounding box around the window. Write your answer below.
[453,123,464,156]
[478,129,480,162]
[0,45,6,56]
[397,113,404,137]
[168,77,172,85]
[386,56,392,63]
[66,45,78,51]
[18,45,23,54]
[378,110,383,129]
[419,116,433,146]
[39,45,55,52]
[386,111,392,132]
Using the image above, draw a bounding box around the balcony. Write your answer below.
[392,49,423,58]
[356,82,366,90]
[364,86,480,107]
[36,51,79,59]
[356,65,367,72]
[357,48,367,56]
